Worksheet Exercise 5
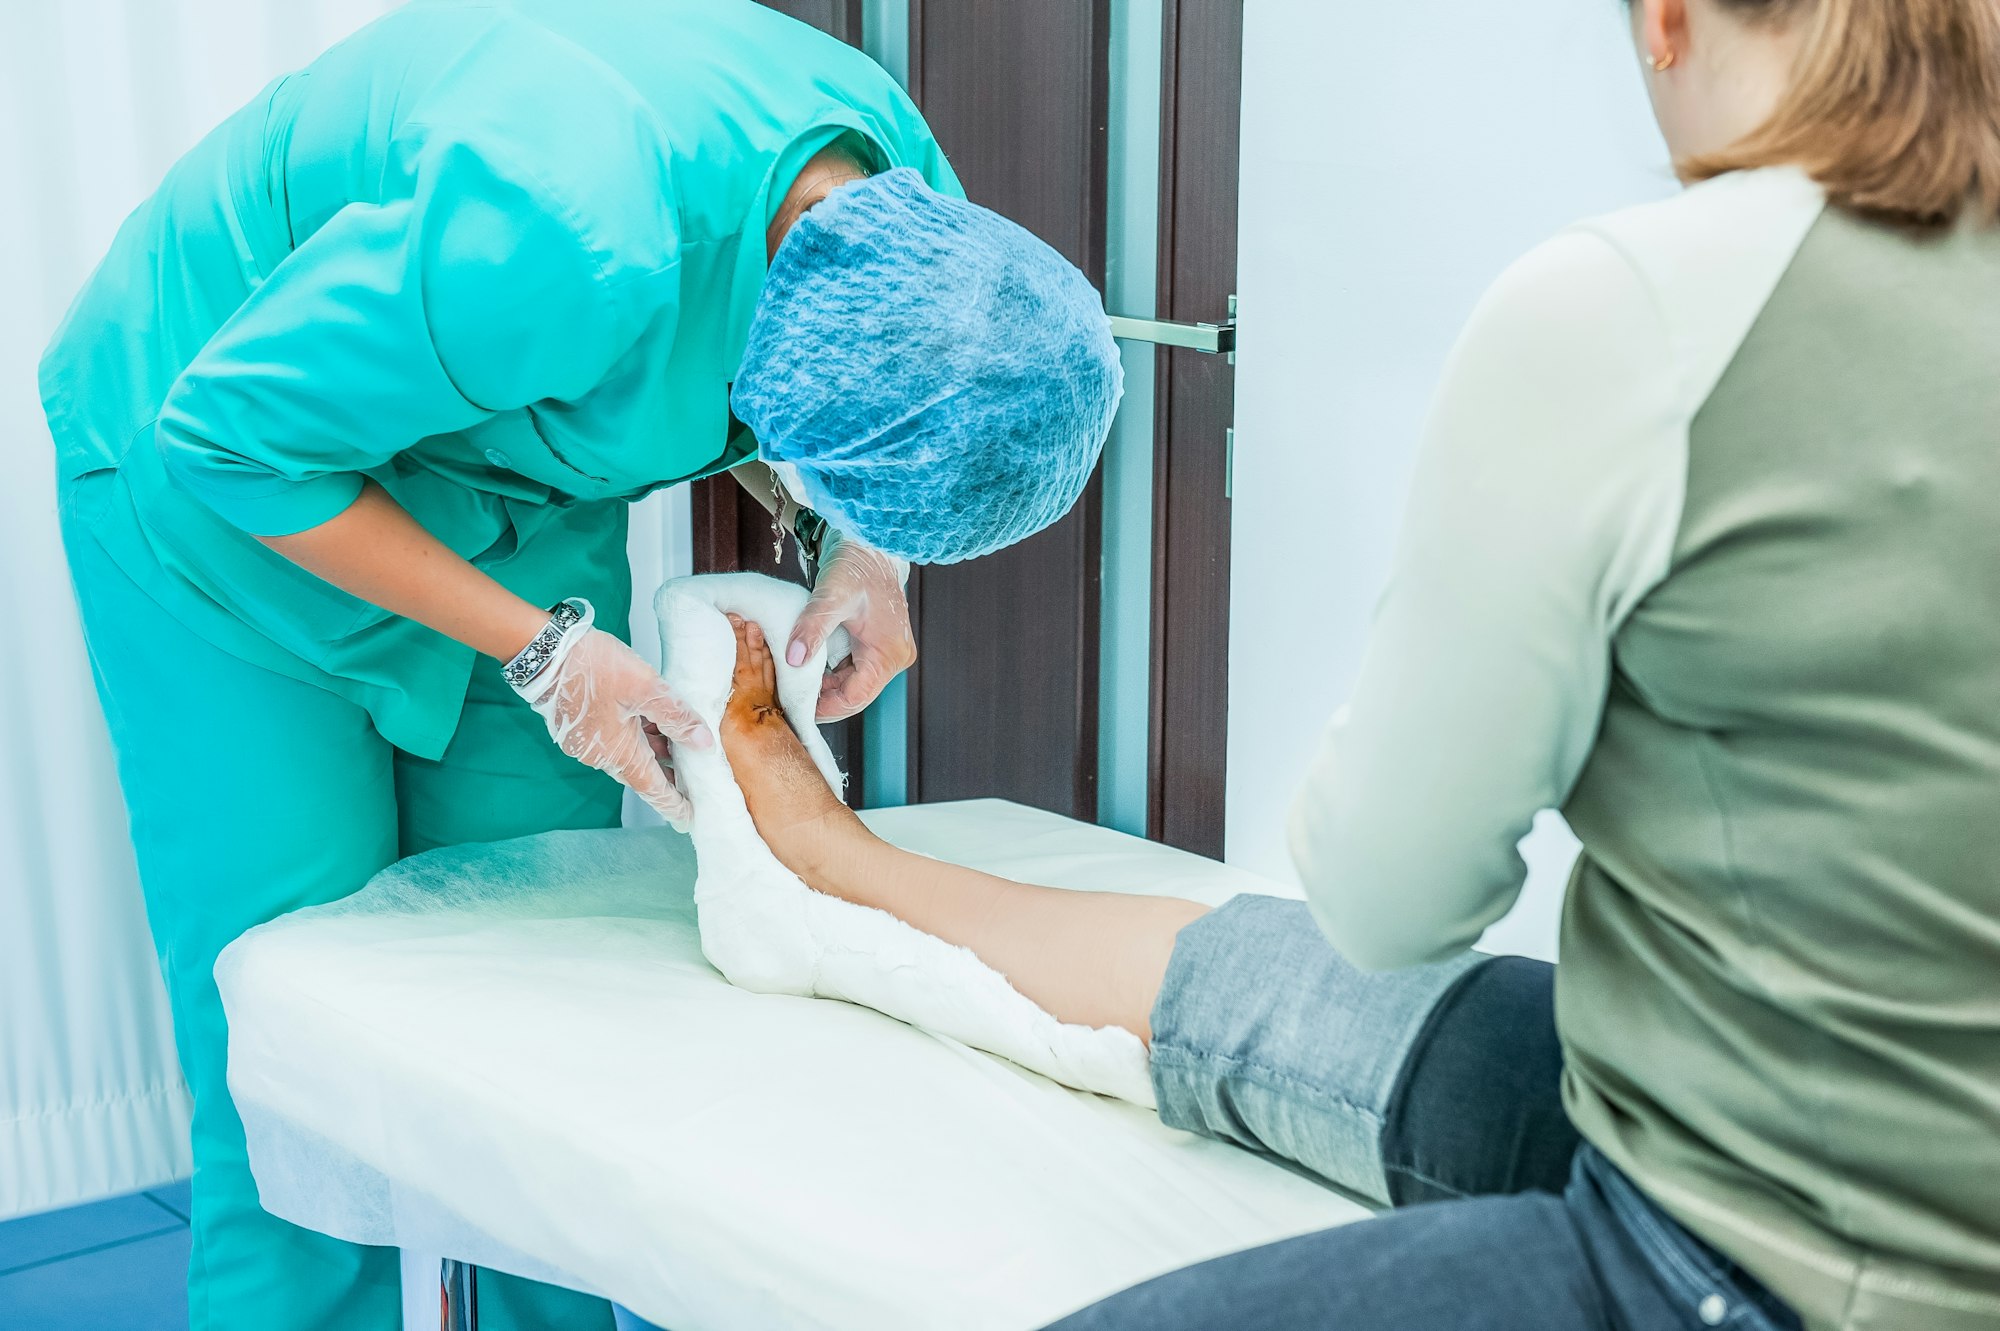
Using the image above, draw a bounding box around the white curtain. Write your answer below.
[0,0,696,1215]
[0,0,696,1222]
[0,0,401,1219]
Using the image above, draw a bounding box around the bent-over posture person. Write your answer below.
[43,2,1121,1326]
[701,0,2000,1326]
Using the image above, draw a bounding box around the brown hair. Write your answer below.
[1682,0,2000,225]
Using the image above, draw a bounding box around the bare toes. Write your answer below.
[725,613,783,723]
[742,620,779,692]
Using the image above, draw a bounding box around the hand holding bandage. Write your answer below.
[788,529,912,723]
[515,604,713,827]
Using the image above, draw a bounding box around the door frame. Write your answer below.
[1147,0,1242,856]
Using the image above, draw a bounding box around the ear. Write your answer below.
[1641,0,1690,68]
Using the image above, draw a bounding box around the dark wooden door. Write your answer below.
[903,1,1112,820]
[699,1,1242,847]
[1148,0,1242,856]
[751,0,861,42]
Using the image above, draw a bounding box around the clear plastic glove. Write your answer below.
[516,613,713,828]
[787,529,915,722]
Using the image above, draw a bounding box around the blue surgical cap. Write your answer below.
[731,167,1123,565]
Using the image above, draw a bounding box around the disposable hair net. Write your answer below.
[732,167,1123,565]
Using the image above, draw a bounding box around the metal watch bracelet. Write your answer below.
[502,599,587,690]
[793,507,830,567]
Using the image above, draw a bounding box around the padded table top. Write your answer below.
[217,800,1368,1330]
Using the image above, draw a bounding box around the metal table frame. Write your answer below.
[440,1258,478,1331]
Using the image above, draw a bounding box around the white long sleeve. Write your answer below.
[1286,163,1831,968]
[1286,226,1688,969]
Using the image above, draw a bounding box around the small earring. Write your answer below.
[1651,50,1677,72]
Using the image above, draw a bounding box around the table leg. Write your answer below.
[441,1258,478,1331]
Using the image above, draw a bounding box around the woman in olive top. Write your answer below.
[40,2,1120,1327]
[696,1,2000,1328]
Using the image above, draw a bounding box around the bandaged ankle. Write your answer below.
[657,573,1155,1107]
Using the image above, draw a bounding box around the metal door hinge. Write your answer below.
[1224,427,1235,500]
[1109,295,1237,360]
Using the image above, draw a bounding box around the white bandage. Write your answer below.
[657,572,1155,1105]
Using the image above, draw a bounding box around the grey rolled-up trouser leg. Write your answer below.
[1146,894,1483,1206]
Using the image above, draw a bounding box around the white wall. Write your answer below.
[1226,1,1676,958]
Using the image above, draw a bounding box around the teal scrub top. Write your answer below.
[41,0,960,757]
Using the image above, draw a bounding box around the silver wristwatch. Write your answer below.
[502,599,588,690]
[793,506,831,567]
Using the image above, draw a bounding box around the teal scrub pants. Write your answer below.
[62,504,626,1331]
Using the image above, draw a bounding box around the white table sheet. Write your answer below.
[217,799,1369,1330]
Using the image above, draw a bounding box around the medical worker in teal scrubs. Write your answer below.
[39,1,1123,1326]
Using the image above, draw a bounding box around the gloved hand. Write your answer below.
[787,528,915,723]
[515,608,713,828]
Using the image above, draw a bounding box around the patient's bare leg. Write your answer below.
[720,615,1208,1041]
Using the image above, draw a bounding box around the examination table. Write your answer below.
[216,799,1370,1330]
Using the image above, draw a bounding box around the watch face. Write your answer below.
[796,512,826,559]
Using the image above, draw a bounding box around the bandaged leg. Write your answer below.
[659,574,1195,1106]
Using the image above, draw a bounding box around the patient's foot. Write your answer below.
[715,612,1197,1053]
[719,614,880,895]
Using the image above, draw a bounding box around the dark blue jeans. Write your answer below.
[1046,896,1802,1331]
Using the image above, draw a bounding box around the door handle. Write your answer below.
[1108,296,1237,358]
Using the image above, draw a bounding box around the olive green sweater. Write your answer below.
[1290,167,2000,1330]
